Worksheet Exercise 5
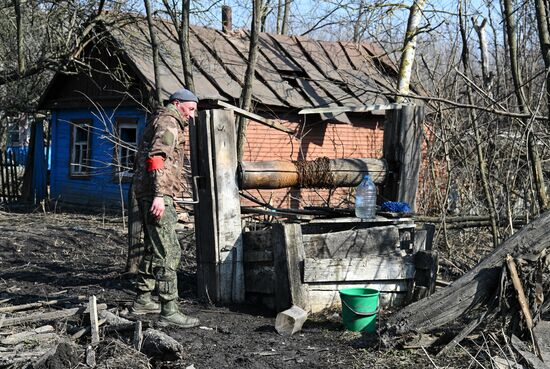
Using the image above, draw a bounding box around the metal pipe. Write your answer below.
[239,158,387,190]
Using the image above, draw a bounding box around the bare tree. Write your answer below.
[161,0,195,92]
[502,0,549,212]
[144,0,163,106]
[236,0,263,161]
[396,0,427,102]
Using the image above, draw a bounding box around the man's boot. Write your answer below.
[131,292,161,315]
[159,300,200,328]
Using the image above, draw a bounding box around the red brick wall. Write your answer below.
[241,114,386,209]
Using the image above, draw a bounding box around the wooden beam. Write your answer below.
[272,223,309,312]
[214,100,295,134]
[303,256,415,282]
[298,103,401,115]
[194,109,245,304]
[89,296,99,346]
[382,104,424,211]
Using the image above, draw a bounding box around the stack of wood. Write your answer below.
[383,211,550,367]
[0,295,183,368]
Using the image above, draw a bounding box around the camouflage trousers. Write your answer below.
[136,196,181,302]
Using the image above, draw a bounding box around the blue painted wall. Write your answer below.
[50,107,147,208]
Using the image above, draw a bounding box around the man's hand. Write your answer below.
[150,196,165,219]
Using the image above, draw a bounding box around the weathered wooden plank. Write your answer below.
[243,229,272,252]
[244,265,275,294]
[304,256,415,282]
[194,111,220,302]
[398,105,423,211]
[210,109,245,303]
[301,217,415,235]
[214,100,294,133]
[89,296,100,346]
[307,280,410,292]
[302,226,400,258]
[272,223,309,312]
[382,105,424,210]
[244,250,273,263]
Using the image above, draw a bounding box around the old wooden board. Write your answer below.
[243,229,273,251]
[382,105,424,209]
[194,111,220,302]
[188,30,242,99]
[193,28,281,106]
[268,34,360,106]
[220,31,309,108]
[244,265,275,294]
[210,109,245,303]
[303,256,415,282]
[301,217,415,235]
[243,250,273,263]
[302,226,401,258]
[272,223,309,312]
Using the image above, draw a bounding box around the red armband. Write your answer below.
[146,156,165,172]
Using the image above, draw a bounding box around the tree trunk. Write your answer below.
[236,0,262,161]
[459,0,500,247]
[396,0,426,102]
[503,0,549,212]
[383,210,550,336]
[471,17,491,88]
[180,0,195,92]
[144,0,163,106]
[281,0,291,35]
[13,0,25,75]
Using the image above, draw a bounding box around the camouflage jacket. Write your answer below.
[132,105,189,200]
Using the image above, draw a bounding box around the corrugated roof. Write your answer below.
[108,18,398,111]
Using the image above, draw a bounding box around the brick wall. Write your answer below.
[241,114,386,209]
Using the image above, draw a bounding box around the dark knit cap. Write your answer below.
[169,88,198,103]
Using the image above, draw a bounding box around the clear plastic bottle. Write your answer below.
[355,175,377,218]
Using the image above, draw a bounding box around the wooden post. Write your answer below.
[272,223,309,312]
[194,109,245,303]
[382,104,424,211]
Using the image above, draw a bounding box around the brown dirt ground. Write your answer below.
[0,209,506,368]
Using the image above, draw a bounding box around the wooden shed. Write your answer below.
[37,15,400,208]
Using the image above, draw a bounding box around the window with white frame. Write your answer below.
[70,120,91,176]
[116,118,138,176]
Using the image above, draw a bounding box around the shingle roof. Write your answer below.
[108,18,399,111]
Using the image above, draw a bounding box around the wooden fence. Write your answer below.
[0,151,20,203]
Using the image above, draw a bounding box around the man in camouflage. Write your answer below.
[131,88,200,328]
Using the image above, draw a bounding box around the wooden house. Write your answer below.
[37,16,400,208]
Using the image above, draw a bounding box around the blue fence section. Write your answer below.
[5,146,28,166]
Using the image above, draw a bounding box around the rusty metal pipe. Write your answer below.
[239,158,387,189]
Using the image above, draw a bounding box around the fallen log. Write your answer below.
[383,211,550,336]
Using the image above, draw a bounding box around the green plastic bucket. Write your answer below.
[339,288,380,332]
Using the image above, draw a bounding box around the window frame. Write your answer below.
[69,119,92,178]
[113,117,138,181]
